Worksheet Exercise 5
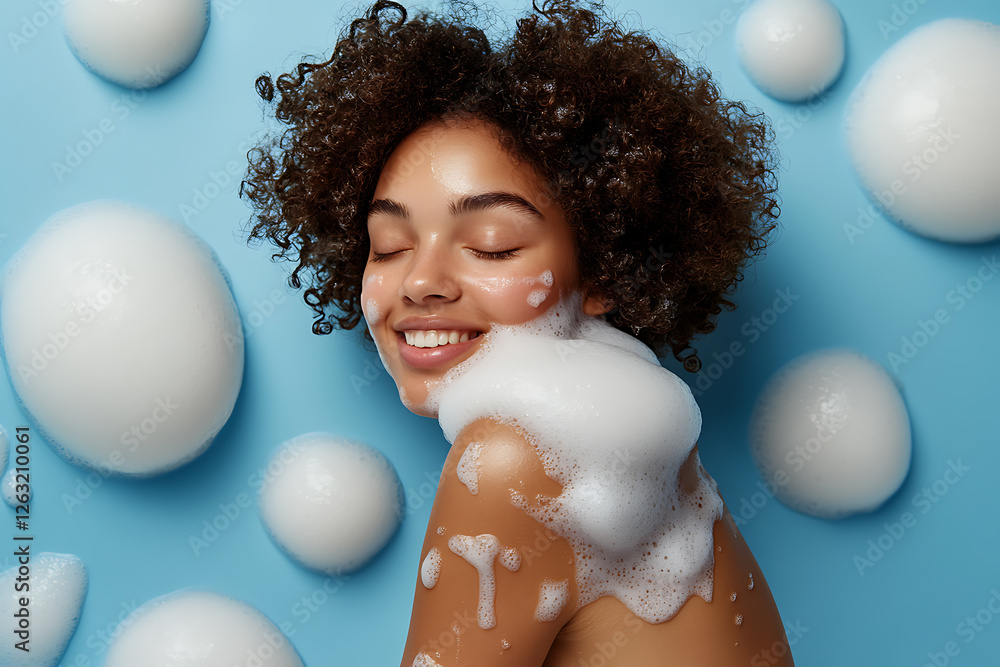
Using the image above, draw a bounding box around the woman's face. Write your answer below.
[361,117,600,416]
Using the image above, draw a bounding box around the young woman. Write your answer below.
[243,2,790,664]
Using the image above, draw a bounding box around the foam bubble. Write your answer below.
[534,579,569,622]
[63,0,210,89]
[750,348,912,519]
[1,201,243,476]
[448,534,502,629]
[413,653,443,667]
[735,0,845,102]
[456,441,483,495]
[258,433,404,573]
[846,19,1000,242]
[2,469,26,507]
[105,590,301,666]
[433,293,720,623]
[421,547,442,589]
[0,553,88,667]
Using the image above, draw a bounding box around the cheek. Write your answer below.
[466,269,560,323]
[361,272,388,326]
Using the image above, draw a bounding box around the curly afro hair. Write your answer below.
[242,0,779,371]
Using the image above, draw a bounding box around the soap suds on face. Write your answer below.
[432,292,721,623]
[448,534,502,629]
[456,442,484,495]
[422,547,442,589]
[534,579,570,622]
[527,290,549,307]
[365,298,382,325]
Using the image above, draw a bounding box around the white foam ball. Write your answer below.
[1,200,244,476]
[846,19,1000,243]
[735,0,845,102]
[259,433,404,573]
[105,590,301,667]
[0,553,88,667]
[750,349,912,519]
[63,0,210,89]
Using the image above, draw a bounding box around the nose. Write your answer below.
[399,243,460,305]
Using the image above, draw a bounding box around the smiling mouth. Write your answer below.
[402,330,482,348]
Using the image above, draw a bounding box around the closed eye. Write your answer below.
[370,250,404,263]
[470,248,520,260]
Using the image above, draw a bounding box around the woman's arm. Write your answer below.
[400,417,578,666]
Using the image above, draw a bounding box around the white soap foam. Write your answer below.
[2,469,27,507]
[105,590,301,666]
[750,348,912,519]
[448,534,502,629]
[846,19,1000,243]
[735,0,845,102]
[432,293,721,623]
[0,553,88,667]
[0,200,243,476]
[421,547,442,589]
[258,433,404,573]
[534,579,570,622]
[63,0,210,89]
[527,290,549,308]
[498,546,521,572]
[365,298,382,325]
[413,652,443,667]
[456,442,484,495]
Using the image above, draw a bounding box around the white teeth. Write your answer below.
[403,329,479,349]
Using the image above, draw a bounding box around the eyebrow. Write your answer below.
[367,191,545,222]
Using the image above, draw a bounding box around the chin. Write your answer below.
[397,384,438,419]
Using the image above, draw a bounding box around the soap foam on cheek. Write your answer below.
[433,293,722,623]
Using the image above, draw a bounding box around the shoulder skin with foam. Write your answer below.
[431,293,722,623]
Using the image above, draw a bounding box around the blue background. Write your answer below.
[1,0,998,664]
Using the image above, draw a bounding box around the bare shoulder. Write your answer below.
[400,417,578,666]
[545,507,794,666]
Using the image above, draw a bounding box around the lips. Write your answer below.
[392,318,485,370]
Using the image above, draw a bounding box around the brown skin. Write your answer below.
[402,419,793,666]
